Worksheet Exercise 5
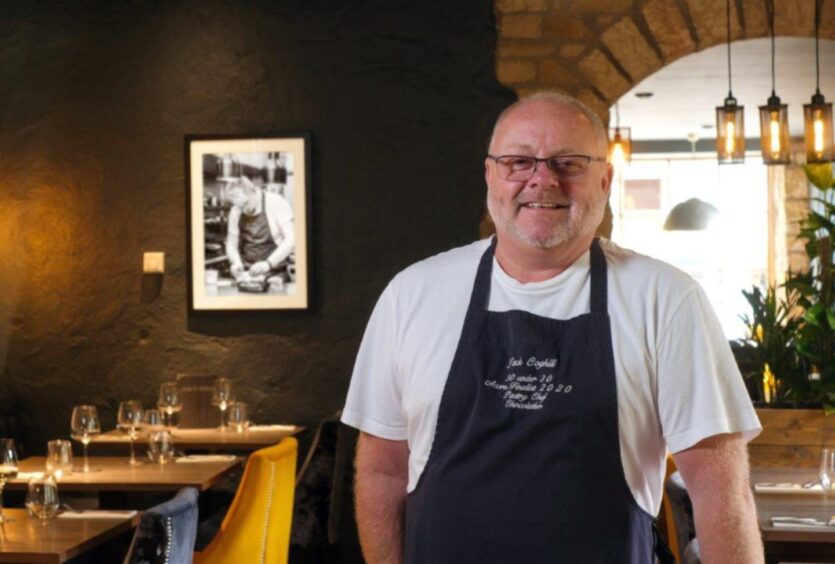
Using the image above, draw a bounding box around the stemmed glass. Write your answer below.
[0,438,19,523]
[157,382,182,428]
[70,405,101,473]
[819,448,834,491]
[117,400,144,465]
[45,439,74,479]
[211,378,235,430]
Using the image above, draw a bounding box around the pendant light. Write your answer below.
[758,0,790,164]
[608,103,631,167]
[716,0,745,164]
[804,0,834,163]
[663,198,720,231]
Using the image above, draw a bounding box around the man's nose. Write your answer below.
[528,159,560,185]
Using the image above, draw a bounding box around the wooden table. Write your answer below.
[6,456,243,492]
[752,467,835,563]
[0,508,138,563]
[90,425,302,451]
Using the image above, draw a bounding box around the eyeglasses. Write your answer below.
[487,154,606,181]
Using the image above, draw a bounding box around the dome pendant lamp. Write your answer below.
[804,0,834,164]
[759,0,790,164]
[716,0,745,164]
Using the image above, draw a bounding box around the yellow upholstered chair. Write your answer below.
[660,454,681,562]
[194,437,298,564]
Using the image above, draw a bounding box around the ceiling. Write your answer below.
[615,36,835,142]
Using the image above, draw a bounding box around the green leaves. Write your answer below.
[804,163,835,192]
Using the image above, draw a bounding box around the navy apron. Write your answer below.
[404,237,665,564]
[239,191,277,266]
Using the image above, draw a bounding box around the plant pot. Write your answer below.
[751,408,835,467]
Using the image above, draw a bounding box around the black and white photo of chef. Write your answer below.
[202,151,297,295]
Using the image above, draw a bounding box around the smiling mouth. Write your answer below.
[520,202,569,210]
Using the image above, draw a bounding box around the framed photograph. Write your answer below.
[186,133,311,311]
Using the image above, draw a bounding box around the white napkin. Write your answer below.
[247,425,297,432]
[754,482,822,493]
[175,455,236,463]
[58,510,137,520]
[15,472,45,481]
[772,516,835,528]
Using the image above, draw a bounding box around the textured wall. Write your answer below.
[0,0,515,455]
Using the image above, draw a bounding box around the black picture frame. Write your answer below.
[186,133,312,312]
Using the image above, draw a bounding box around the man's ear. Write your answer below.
[602,162,614,197]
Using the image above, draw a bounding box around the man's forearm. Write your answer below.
[675,434,764,563]
[355,468,407,564]
[691,482,763,562]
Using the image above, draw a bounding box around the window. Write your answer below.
[610,154,768,340]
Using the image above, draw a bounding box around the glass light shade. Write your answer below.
[608,127,631,166]
[804,93,834,163]
[716,96,745,164]
[758,96,790,164]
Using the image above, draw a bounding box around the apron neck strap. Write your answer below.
[463,236,607,334]
[589,237,607,314]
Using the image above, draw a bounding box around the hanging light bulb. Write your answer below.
[716,0,745,164]
[608,103,631,167]
[759,0,790,164]
[804,0,834,163]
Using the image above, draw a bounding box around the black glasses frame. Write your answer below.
[487,154,607,180]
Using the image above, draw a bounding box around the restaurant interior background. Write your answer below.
[1,0,835,529]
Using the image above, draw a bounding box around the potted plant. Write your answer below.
[738,163,835,466]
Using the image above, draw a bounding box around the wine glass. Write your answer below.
[70,405,101,473]
[819,448,834,491]
[26,474,59,520]
[117,400,144,465]
[211,378,235,430]
[0,438,19,523]
[45,439,74,479]
[157,382,182,428]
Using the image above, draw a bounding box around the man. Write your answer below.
[342,92,764,563]
[224,175,295,279]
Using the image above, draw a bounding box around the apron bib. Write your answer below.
[404,238,660,564]
[239,191,277,266]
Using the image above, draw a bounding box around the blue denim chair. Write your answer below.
[125,487,200,564]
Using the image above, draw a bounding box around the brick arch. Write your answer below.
[495,0,835,121]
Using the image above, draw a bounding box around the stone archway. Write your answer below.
[494,0,835,120]
[485,0,835,244]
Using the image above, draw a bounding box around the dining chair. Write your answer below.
[660,454,681,562]
[124,487,200,564]
[663,465,702,564]
[194,436,298,564]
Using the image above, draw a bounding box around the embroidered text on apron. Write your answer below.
[239,191,278,266]
[404,238,658,563]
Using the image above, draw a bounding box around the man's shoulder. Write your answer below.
[390,239,489,291]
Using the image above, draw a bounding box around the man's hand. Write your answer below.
[673,433,764,563]
[230,263,245,279]
[249,261,272,276]
[355,433,409,564]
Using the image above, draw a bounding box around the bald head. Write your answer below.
[488,92,608,157]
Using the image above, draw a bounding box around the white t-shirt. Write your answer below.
[342,238,761,515]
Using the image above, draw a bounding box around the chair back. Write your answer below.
[124,487,200,564]
[176,374,221,428]
[195,437,298,564]
[665,470,696,560]
[660,454,680,562]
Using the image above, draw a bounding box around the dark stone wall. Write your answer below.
[0,0,514,456]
